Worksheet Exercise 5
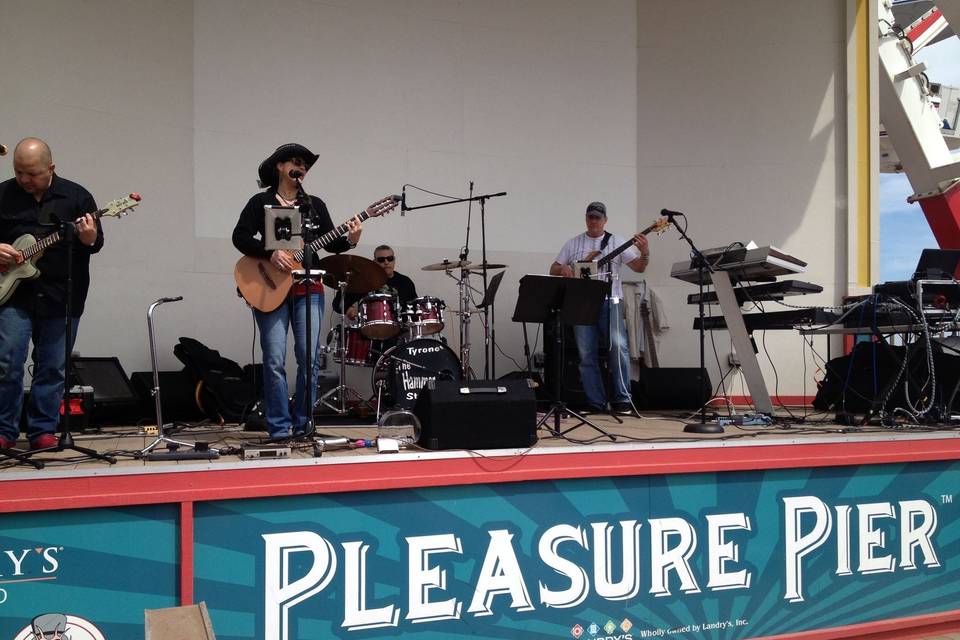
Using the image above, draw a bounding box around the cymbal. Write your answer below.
[316,254,387,293]
[463,262,507,272]
[422,259,472,271]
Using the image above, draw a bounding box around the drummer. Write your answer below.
[332,245,418,319]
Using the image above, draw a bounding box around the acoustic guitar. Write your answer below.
[574,217,670,279]
[0,193,142,306]
[234,195,399,312]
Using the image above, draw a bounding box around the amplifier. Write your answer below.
[413,379,537,450]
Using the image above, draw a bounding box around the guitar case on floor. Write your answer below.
[173,336,261,425]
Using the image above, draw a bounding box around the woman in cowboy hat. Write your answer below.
[233,143,362,439]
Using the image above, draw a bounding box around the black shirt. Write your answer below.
[0,174,103,317]
[332,271,418,314]
[232,188,351,267]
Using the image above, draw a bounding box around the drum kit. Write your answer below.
[318,254,507,418]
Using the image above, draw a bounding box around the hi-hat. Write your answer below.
[464,262,507,272]
[317,254,387,293]
[422,259,472,271]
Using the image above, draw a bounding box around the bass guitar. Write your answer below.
[234,195,399,312]
[0,193,142,306]
[574,217,670,279]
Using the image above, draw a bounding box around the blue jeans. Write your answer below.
[254,293,324,437]
[0,306,80,442]
[573,298,632,408]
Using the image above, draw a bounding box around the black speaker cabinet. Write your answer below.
[130,370,207,423]
[69,356,139,425]
[631,367,712,410]
[542,322,609,408]
[413,379,538,450]
[70,357,138,404]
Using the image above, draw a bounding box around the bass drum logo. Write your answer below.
[13,613,106,640]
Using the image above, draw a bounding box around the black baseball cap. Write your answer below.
[586,201,607,217]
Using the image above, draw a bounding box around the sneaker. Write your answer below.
[0,436,16,450]
[581,404,606,415]
[611,403,636,416]
[30,433,59,450]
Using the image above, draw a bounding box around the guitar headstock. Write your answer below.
[365,195,400,218]
[100,193,142,218]
[650,216,671,236]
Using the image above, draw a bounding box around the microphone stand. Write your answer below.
[32,221,116,462]
[664,211,720,434]
[403,190,506,379]
[295,178,319,438]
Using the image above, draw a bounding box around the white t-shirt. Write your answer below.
[555,232,641,299]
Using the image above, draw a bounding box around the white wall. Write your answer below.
[0,0,850,397]
[635,0,850,398]
[0,0,197,376]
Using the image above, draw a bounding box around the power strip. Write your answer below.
[241,444,291,460]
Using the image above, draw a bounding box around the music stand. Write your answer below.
[513,275,613,440]
[477,270,505,378]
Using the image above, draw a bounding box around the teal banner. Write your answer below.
[194,461,960,640]
[0,505,179,639]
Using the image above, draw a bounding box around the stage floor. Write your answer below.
[2,406,959,478]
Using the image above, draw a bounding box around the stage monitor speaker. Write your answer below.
[70,357,138,405]
[413,379,537,450]
[632,367,712,410]
[130,370,207,423]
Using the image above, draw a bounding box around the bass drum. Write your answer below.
[373,338,461,410]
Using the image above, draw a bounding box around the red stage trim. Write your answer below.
[754,608,960,639]
[180,501,194,606]
[2,437,960,514]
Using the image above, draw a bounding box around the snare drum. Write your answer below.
[359,293,401,339]
[403,296,445,336]
[326,326,375,367]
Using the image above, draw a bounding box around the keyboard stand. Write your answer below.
[712,271,774,415]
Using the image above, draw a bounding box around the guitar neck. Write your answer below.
[596,220,659,268]
[20,206,110,261]
[293,209,371,263]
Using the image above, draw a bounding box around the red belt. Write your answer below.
[292,283,324,296]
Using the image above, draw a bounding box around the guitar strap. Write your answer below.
[600,231,612,251]
[598,232,612,276]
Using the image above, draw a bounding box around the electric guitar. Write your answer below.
[574,217,670,279]
[0,193,142,306]
[234,195,400,312]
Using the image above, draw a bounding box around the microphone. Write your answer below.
[660,208,685,218]
[401,184,407,215]
[289,169,304,180]
[0,144,7,156]
[161,296,183,303]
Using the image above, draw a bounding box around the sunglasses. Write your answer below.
[375,256,395,263]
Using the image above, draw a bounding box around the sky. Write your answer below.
[880,35,960,281]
